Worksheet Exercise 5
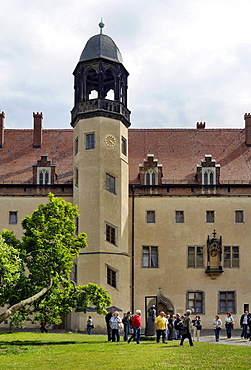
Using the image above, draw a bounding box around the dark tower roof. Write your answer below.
[79,34,123,63]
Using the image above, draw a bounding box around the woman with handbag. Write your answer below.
[192,315,202,341]
[109,311,122,342]
[225,311,234,339]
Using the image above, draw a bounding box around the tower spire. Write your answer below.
[99,18,105,34]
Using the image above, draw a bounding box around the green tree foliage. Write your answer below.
[0,193,111,326]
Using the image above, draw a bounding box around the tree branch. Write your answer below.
[0,277,53,324]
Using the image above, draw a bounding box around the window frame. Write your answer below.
[37,167,51,185]
[219,291,236,314]
[106,173,116,194]
[105,223,117,246]
[187,246,204,268]
[107,265,117,289]
[85,132,95,150]
[144,170,157,185]
[206,210,215,223]
[146,210,155,224]
[187,291,204,314]
[202,168,216,185]
[121,136,127,156]
[75,167,79,187]
[224,246,239,268]
[9,211,18,224]
[175,210,184,223]
[75,137,79,156]
[235,210,244,223]
[142,246,159,268]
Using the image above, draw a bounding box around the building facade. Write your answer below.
[0,29,251,331]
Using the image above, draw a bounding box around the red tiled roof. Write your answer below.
[1,127,251,185]
[128,128,251,183]
[0,129,73,184]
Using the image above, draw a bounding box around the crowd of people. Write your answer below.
[86,308,251,344]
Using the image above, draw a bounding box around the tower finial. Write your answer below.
[99,18,105,34]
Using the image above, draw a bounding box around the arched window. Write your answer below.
[204,172,208,185]
[202,168,216,185]
[144,170,157,185]
[37,168,51,185]
[209,172,214,185]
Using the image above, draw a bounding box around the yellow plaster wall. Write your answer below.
[131,195,251,329]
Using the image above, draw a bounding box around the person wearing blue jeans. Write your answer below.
[87,316,93,335]
[213,315,222,342]
[122,311,132,342]
[128,310,142,344]
[155,311,167,344]
[240,311,249,339]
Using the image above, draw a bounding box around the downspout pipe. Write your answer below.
[131,185,135,314]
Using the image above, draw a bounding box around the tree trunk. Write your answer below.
[0,277,52,324]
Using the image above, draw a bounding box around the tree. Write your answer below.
[0,193,111,326]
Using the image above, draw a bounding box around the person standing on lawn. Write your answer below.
[213,315,222,342]
[87,316,93,335]
[155,311,168,343]
[105,308,114,341]
[122,311,132,342]
[225,311,234,339]
[179,310,194,347]
[128,310,142,344]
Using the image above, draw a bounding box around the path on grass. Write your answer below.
[196,335,251,346]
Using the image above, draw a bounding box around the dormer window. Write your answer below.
[197,155,220,185]
[38,167,51,185]
[139,154,163,185]
[203,170,215,185]
[145,170,157,185]
[33,155,56,185]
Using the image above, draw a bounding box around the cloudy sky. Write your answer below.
[1,0,251,129]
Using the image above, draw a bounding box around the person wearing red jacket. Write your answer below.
[128,310,142,344]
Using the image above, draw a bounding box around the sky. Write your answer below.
[1,0,251,129]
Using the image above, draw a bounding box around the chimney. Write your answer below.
[244,113,251,146]
[33,112,43,148]
[0,111,5,148]
[196,122,206,129]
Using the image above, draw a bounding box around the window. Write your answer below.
[144,171,157,185]
[106,174,115,194]
[175,211,184,223]
[107,266,117,288]
[75,168,79,186]
[106,224,116,245]
[187,291,204,313]
[235,210,244,223]
[86,133,95,149]
[121,136,127,156]
[219,291,236,314]
[142,246,158,268]
[146,211,155,223]
[72,262,77,283]
[224,246,239,268]
[203,169,215,185]
[9,211,17,224]
[75,137,78,155]
[188,246,204,268]
[75,217,79,235]
[37,168,51,185]
[206,211,215,223]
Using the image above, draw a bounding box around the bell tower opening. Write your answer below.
[71,24,130,128]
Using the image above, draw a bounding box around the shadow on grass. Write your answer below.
[0,340,77,347]
[0,338,111,347]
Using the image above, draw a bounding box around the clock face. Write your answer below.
[105,135,116,147]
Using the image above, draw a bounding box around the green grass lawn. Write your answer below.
[0,332,250,369]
